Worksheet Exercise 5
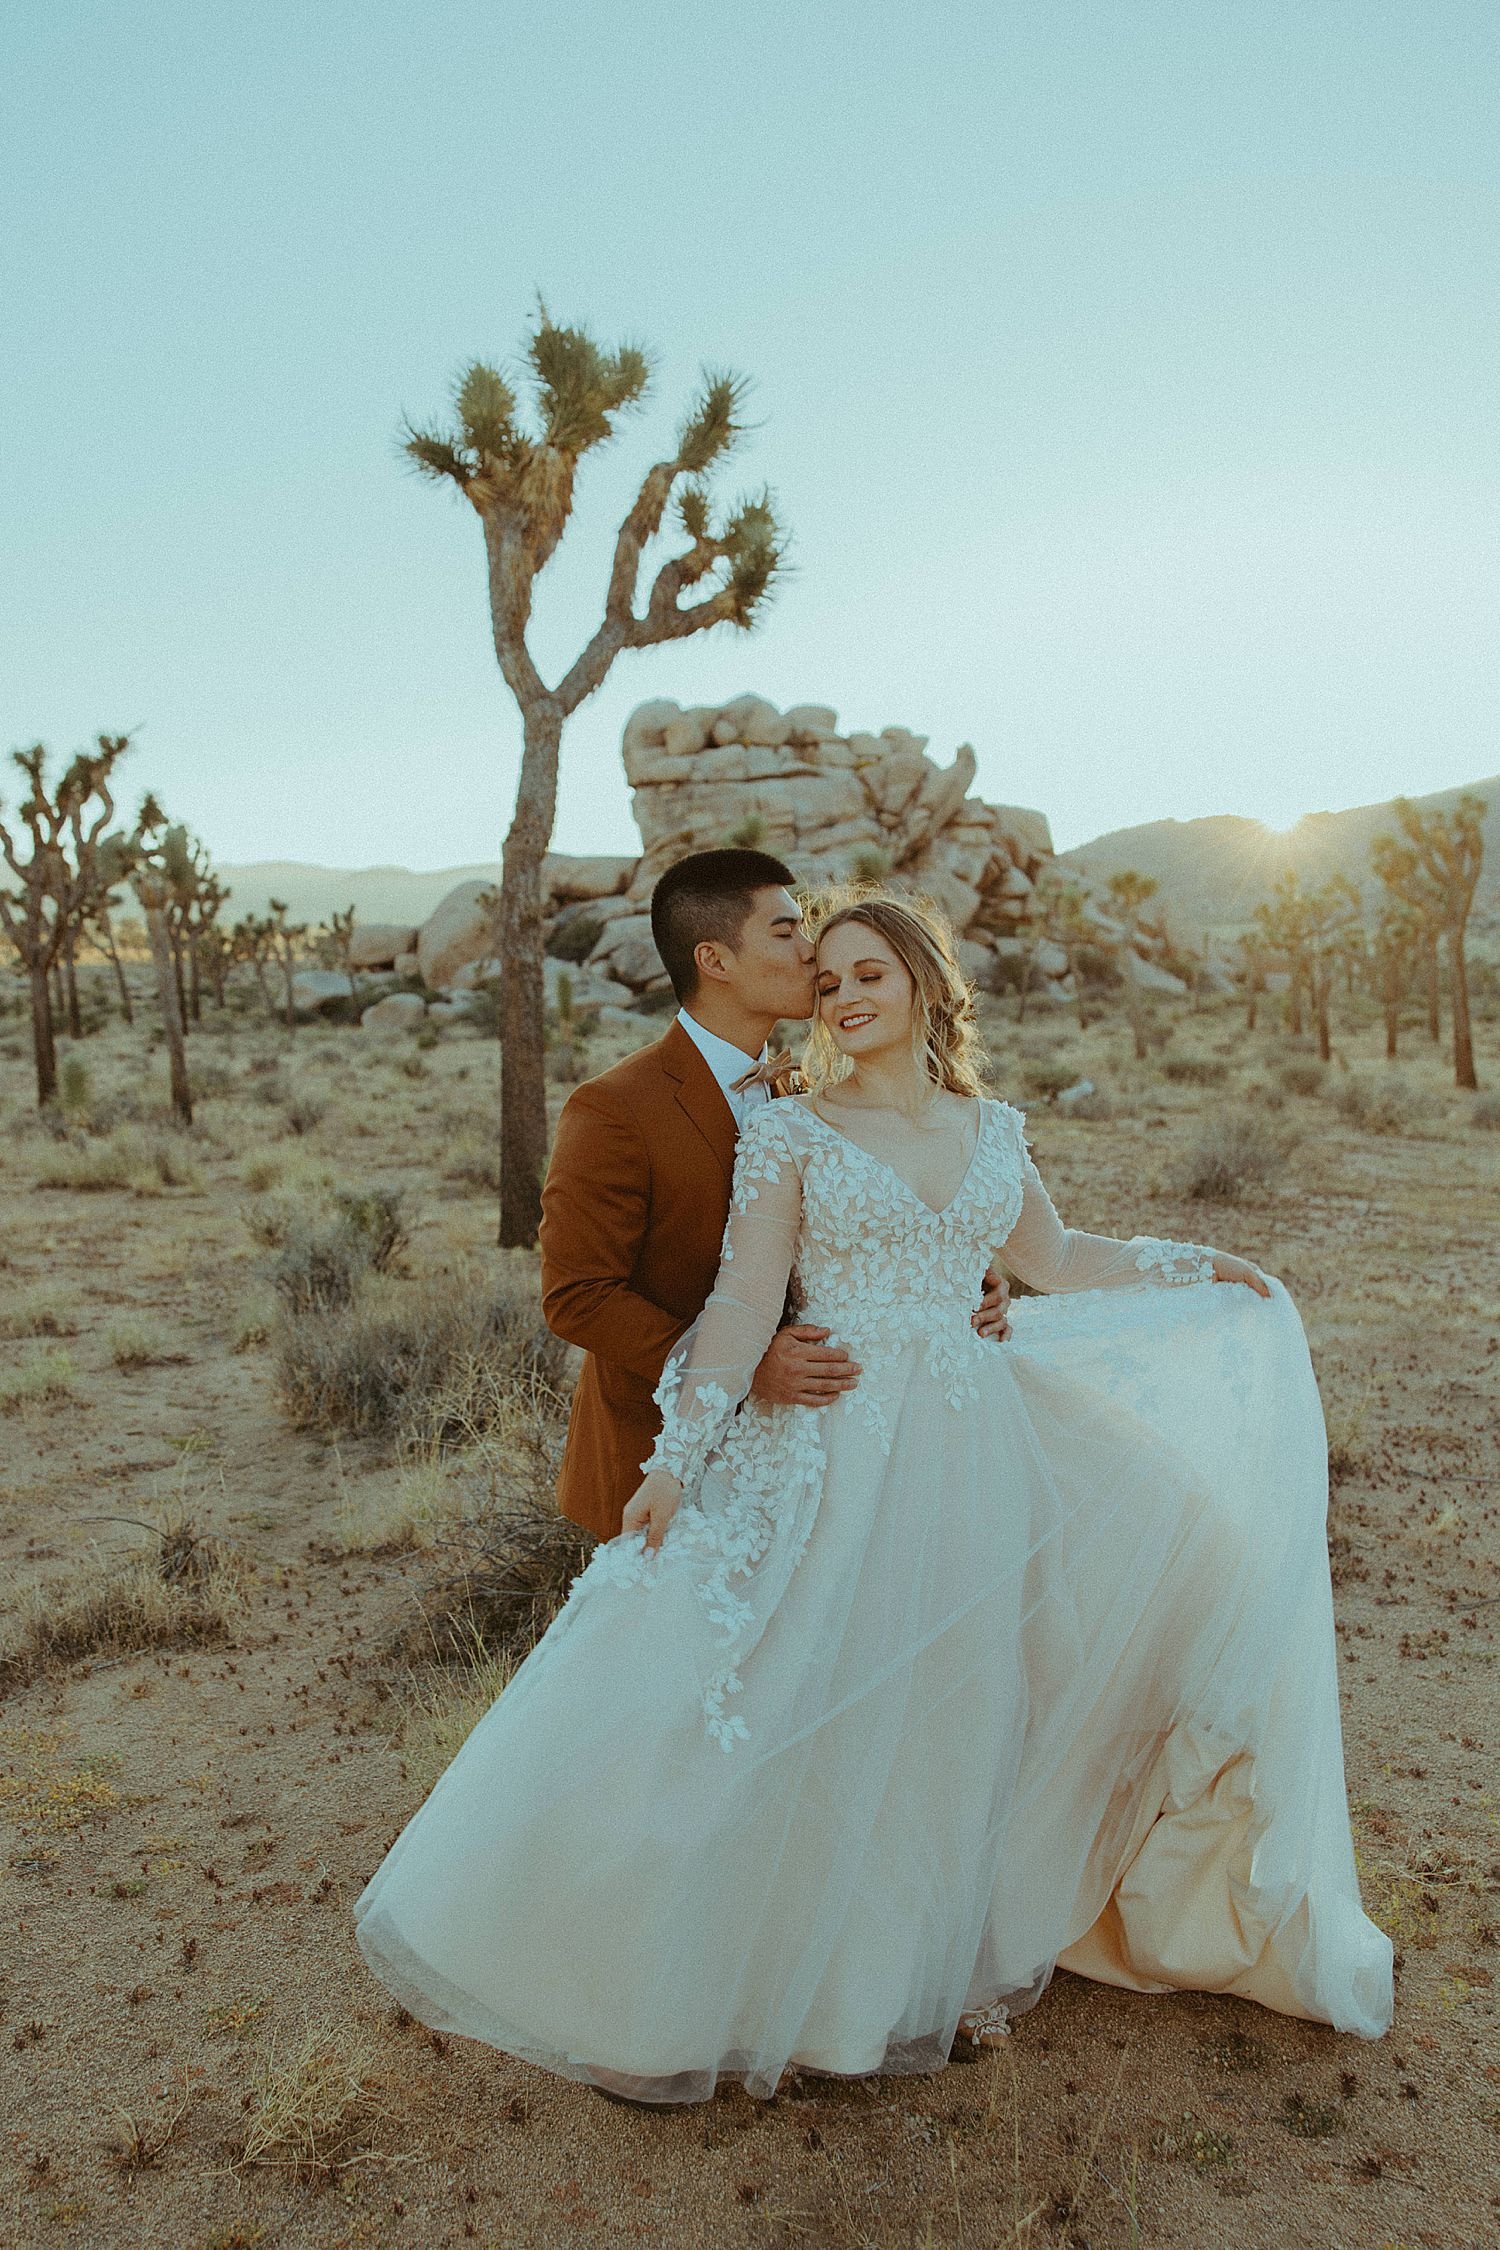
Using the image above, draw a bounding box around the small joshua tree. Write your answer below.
[0,737,130,1106]
[266,900,309,1032]
[404,301,787,1245]
[1300,875,1363,1064]
[1369,898,1424,1062]
[1371,796,1486,1090]
[128,798,194,1124]
[1103,869,1160,1058]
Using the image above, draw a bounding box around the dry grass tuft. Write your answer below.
[0,1346,78,1416]
[105,1312,183,1370]
[397,1623,519,1797]
[0,1513,247,1688]
[0,1284,79,1339]
[234,2019,385,2178]
[106,2083,191,2174]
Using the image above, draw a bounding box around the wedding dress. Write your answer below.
[354,1097,1393,2100]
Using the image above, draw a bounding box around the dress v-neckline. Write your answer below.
[799,1097,987,1220]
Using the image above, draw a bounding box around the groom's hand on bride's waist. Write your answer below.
[751,1326,862,1408]
[972,1268,1013,1343]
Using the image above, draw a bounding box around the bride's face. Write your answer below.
[815,923,915,1059]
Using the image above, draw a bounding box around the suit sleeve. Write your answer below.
[539,1082,690,1384]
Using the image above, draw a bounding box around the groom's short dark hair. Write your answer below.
[651,848,797,1002]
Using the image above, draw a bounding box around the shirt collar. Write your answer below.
[675,1006,767,1098]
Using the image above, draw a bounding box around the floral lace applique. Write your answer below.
[1130,1238,1217,1286]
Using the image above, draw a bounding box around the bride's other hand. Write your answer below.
[1211,1252,1272,1297]
[620,1469,685,1552]
[972,1266,1012,1341]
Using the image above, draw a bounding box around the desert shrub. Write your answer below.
[58,1056,93,1119]
[1021,1054,1086,1102]
[188,1058,237,1100]
[274,1252,566,1443]
[1331,1075,1418,1136]
[106,1314,179,1370]
[0,1514,242,1688]
[1278,1058,1326,1098]
[282,1093,326,1136]
[1062,1085,1115,1120]
[1160,1055,1229,1087]
[269,1187,408,1314]
[1469,1092,1500,1131]
[1171,1110,1291,1203]
[545,910,605,964]
[848,846,894,884]
[399,1053,430,1079]
[397,1625,518,1794]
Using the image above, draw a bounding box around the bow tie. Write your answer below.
[731,1048,796,1094]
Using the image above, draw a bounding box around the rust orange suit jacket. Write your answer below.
[539,1020,749,1542]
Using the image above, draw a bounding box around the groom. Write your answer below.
[539,848,1012,1540]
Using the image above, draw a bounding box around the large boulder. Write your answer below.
[417,880,499,991]
[541,853,637,904]
[360,991,427,1033]
[1121,950,1189,997]
[348,922,418,970]
[290,970,357,1017]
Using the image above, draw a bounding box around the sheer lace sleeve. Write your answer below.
[641,1105,804,1492]
[998,1117,1218,1292]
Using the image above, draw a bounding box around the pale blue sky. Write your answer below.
[4,1,1497,867]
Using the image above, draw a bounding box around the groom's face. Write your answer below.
[711,886,817,1020]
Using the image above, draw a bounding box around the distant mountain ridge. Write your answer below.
[1062,772,1499,938]
[216,770,1498,938]
[213,859,503,927]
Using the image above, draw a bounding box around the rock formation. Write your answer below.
[373,695,1188,1014]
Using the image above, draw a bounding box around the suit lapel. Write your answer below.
[660,1020,738,1185]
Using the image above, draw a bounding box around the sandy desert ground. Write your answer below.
[1,976,1496,2250]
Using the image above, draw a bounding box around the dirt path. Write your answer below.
[1,1006,1496,2248]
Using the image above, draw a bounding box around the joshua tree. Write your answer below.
[404,302,787,1245]
[1371,796,1486,1090]
[1252,873,1314,1039]
[0,737,130,1106]
[1369,899,1424,1062]
[1300,875,1363,1063]
[1233,932,1267,1033]
[127,797,194,1124]
[86,833,139,1024]
[265,900,309,1031]
[232,914,280,1017]
[1018,870,1093,1027]
[1104,869,1160,1058]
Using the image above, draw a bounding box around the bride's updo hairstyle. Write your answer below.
[803,888,988,1100]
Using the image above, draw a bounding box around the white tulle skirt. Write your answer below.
[354,1279,1392,2100]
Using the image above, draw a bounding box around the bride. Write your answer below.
[355,891,1393,2103]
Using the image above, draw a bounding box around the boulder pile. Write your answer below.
[343,695,1188,1028]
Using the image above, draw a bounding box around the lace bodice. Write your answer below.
[643,1096,1218,1495]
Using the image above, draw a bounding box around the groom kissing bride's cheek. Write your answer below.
[534,848,1013,1544]
[351,848,1390,2111]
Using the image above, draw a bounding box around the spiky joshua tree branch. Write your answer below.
[403,301,788,1244]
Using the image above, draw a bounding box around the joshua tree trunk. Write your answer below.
[1424,935,1440,1042]
[29,960,58,1107]
[170,925,190,1036]
[1286,973,1304,1038]
[1313,970,1332,1063]
[62,929,82,1038]
[1448,926,1478,1090]
[98,911,134,1024]
[143,894,193,1125]
[1383,973,1400,1061]
[497,701,563,1247]
[189,938,202,1023]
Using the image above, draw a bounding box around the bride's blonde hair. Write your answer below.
[801,887,989,1099]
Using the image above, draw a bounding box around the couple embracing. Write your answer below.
[356,849,1392,2106]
